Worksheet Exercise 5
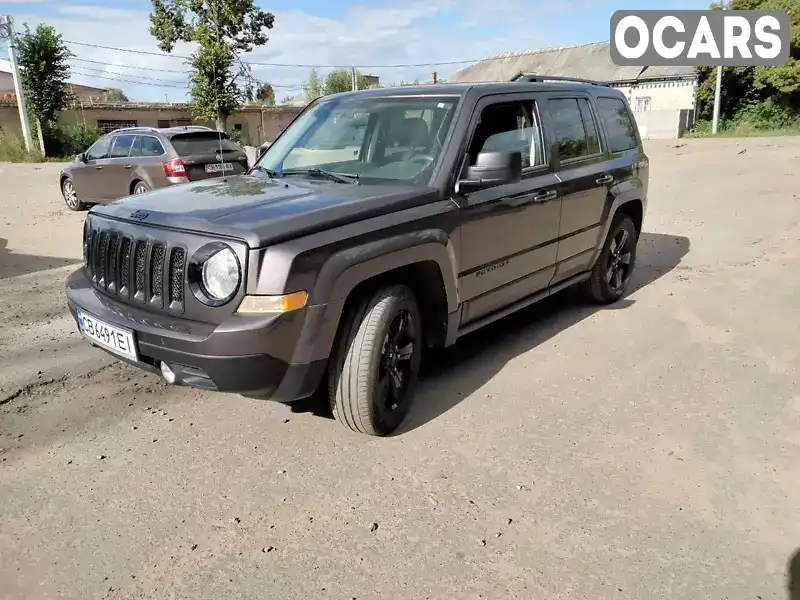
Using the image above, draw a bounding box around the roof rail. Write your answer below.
[511,73,609,87]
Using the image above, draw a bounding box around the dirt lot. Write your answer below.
[1,138,800,600]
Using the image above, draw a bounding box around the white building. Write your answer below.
[448,41,698,139]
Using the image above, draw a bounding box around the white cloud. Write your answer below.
[6,0,594,102]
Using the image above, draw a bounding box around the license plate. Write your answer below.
[77,309,138,361]
[205,162,234,173]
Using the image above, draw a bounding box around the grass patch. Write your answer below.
[685,120,800,138]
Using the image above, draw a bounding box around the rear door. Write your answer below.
[167,132,249,181]
[131,134,170,190]
[540,93,612,284]
[102,133,138,201]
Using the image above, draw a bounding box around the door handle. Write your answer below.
[596,174,614,185]
[124,165,133,169]
[94,165,103,170]
[532,189,558,203]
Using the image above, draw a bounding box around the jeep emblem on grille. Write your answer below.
[130,210,149,221]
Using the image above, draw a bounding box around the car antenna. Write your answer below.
[210,5,229,185]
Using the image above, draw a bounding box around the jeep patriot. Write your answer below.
[66,75,649,436]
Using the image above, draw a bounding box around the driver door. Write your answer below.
[455,93,562,325]
[70,135,113,203]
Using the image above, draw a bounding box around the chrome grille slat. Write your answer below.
[85,222,187,313]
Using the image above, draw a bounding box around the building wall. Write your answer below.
[612,77,698,112]
[0,103,303,146]
[633,109,695,139]
[0,71,14,93]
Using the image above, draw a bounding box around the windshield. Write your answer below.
[256,95,460,183]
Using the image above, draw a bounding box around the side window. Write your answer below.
[85,136,112,160]
[133,135,165,157]
[109,134,136,158]
[548,97,601,162]
[465,100,546,171]
[597,97,638,153]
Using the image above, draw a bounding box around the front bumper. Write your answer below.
[65,268,327,401]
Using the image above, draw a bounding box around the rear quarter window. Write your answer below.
[597,97,638,153]
[169,132,242,157]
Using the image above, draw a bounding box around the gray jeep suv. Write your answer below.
[65,75,649,436]
[59,125,249,211]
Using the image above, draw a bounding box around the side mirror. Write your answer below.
[77,153,87,163]
[455,151,522,195]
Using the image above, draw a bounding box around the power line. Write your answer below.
[72,64,188,85]
[71,56,188,73]
[69,66,304,90]
[70,68,187,88]
[63,38,482,69]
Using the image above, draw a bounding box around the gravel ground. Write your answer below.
[1,138,800,600]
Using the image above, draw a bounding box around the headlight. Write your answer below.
[201,247,240,301]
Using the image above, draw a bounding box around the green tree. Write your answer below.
[104,88,129,102]
[322,69,376,95]
[695,0,800,123]
[149,0,275,131]
[303,69,323,100]
[15,23,74,127]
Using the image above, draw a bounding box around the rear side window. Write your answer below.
[548,97,601,162]
[597,97,638,153]
[169,132,241,157]
[109,134,136,158]
[132,135,165,157]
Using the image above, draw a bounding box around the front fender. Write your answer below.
[282,230,459,364]
[311,229,458,311]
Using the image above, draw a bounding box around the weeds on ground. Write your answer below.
[686,99,800,138]
[0,123,101,162]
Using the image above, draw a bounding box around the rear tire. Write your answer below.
[327,285,423,436]
[132,181,150,195]
[61,177,86,211]
[583,213,638,304]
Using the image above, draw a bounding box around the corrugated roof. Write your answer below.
[448,41,696,84]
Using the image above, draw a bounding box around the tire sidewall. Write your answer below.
[133,182,149,195]
[61,178,82,211]
[597,215,637,301]
[367,290,423,434]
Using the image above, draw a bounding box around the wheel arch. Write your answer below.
[283,232,460,366]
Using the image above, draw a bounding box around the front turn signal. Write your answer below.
[235,290,308,314]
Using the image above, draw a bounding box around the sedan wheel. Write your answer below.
[133,182,150,195]
[61,178,86,211]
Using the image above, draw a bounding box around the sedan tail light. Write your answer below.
[162,158,188,183]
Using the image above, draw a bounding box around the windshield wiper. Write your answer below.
[249,164,277,178]
[281,168,359,184]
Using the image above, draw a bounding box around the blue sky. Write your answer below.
[0,0,711,102]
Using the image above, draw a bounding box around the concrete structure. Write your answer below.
[0,100,303,146]
[449,41,698,138]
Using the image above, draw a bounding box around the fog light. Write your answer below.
[160,361,176,384]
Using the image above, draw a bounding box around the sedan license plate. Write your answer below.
[205,162,234,173]
[77,309,138,361]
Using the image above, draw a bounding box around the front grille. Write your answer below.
[86,223,187,312]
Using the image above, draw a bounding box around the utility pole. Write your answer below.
[711,1,727,135]
[351,66,357,91]
[712,65,722,134]
[0,15,33,153]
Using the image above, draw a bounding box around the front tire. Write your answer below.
[61,177,86,211]
[328,285,423,436]
[583,213,638,304]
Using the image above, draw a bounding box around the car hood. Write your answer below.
[90,174,440,248]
